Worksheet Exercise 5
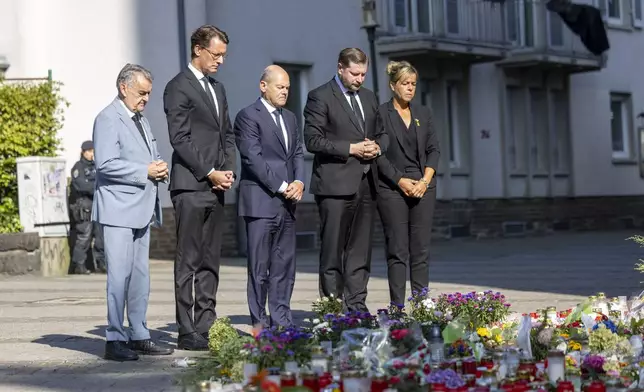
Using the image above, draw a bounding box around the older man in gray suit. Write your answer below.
[92,63,173,361]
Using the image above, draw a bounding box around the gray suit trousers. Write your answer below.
[102,223,151,342]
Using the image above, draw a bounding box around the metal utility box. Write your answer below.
[16,156,70,237]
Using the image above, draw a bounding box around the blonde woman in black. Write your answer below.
[376,60,440,305]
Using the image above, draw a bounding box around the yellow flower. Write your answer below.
[477,327,489,337]
[568,341,582,351]
[559,333,570,339]
[493,335,503,344]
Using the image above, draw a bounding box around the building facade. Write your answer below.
[1,0,643,258]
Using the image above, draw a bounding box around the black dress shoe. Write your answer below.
[73,266,91,275]
[177,332,209,351]
[129,339,174,355]
[105,341,139,361]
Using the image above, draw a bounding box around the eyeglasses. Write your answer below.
[202,47,227,60]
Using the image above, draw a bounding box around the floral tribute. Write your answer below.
[185,289,644,392]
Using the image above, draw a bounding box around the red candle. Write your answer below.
[587,380,606,392]
[556,380,574,392]
[371,375,388,392]
[280,371,297,387]
[432,382,447,391]
[462,359,477,375]
[301,371,319,392]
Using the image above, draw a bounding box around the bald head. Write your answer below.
[260,65,290,108]
[260,65,288,83]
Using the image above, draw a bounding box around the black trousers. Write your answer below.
[316,174,376,312]
[244,205,296,328]
[171,189,224,337]
[377,185,436,305]
[71,220,105,269]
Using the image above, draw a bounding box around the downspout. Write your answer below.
[177,0,187,70]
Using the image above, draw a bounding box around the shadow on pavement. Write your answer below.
[0,359,184,391]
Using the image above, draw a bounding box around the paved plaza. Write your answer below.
[0,231,643,391]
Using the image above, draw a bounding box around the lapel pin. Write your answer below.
[414,119,420,126]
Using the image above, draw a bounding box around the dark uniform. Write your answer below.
[69,140,105,274]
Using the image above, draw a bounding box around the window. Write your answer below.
[551,90,571,174]
[607,0,622,22]
[446,83,461,168]
[610,93,633,160]
[633,0,643,27]
[419,79,432,106]
[530,88,549,174]
[274,63,310,130]
[394,0,408,27]
[505,86,528,174]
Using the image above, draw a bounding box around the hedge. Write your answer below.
[0,78,67,232]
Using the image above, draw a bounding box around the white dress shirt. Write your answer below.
[260,98,290,193]
[334,75,364,120]
[188,63,220,176]
[119,99,150,148]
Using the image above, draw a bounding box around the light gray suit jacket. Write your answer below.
[91,97,162,229]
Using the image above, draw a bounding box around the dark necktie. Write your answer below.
[132,114,150,152]
[272,109,288,152]
[202,77,219,116]
[348,91,365,133]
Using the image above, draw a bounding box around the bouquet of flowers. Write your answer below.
[311,294,343,318]
[426,368,466,389]
[446,338,473,358]
[303,311,378,344]
[435,291,511,330]
[407,288,452,330]
[244,327,313,370]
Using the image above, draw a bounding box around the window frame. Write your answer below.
[610,92,634,162]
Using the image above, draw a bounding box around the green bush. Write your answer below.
[0,79,67,232]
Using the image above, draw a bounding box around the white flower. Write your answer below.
[313,318,320,324]
[329,293,335,298]
[322,297,329,302]
[422,298,436,310]
[313,322,329,331]
[337,298,343,303]
[556,341,568,354]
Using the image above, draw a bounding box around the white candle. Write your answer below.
[546,351,565,385]
[242,363,257,385]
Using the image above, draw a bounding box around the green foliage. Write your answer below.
[629,235,644,278]
[0,78,67,232]
[207,317,241,354]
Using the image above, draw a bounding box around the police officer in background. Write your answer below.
[69,140,105,274]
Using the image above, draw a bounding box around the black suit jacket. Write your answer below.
[163,68,236,192]
[377,100,440,190]
[303,78,388,196]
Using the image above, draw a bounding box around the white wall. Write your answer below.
[570,28,644,196]
[0,0,182,207]
[0,0,378,207]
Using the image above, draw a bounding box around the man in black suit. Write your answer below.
[234,65,305,328]
[303,48,388,312]
[163,25,236,351]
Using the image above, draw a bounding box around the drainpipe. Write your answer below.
[177,0,187,70]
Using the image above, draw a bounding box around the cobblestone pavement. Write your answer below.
[1,231,642,391]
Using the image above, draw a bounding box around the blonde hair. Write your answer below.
[386,60,417,85]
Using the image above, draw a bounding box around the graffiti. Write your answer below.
[43,165,65,197]
[40,238,70,277]
[24,195,38,226]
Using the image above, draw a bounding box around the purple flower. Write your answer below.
[583,355,605,371]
